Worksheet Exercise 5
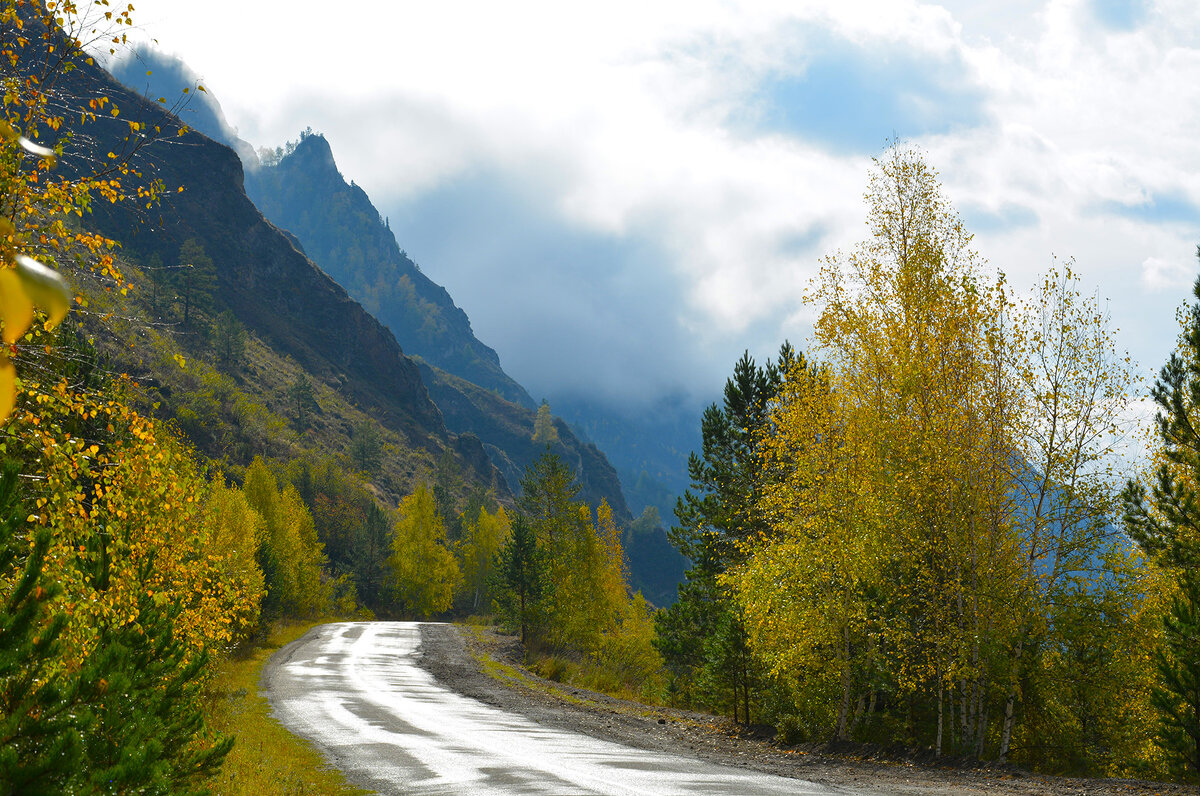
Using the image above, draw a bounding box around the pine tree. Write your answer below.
[1152,569,1200,778]
[1123,258,1200,779]
[352,502,392,612]
[0,464,81,795]
[518,450,580,548]
[349,421,384,474]
[655,344,799,723]
[173,239,217,330]
[287,375,320,430]
[75,569,234,794]
[212,310,247,368]
[493,515,545,649]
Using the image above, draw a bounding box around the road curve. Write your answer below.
[262,621,842,795]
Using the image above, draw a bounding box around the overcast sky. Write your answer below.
[107,0,1199,415]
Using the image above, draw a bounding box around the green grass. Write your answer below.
[203,621,370,796]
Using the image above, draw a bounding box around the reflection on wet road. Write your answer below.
[263,622,843,795]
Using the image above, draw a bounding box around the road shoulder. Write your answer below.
[417,623,1194,796]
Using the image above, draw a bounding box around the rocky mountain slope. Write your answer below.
[244,132,533,409]
[64,53,507,500]
[241,133,634,521]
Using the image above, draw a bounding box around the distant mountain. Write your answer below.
[552,394,699,522]
[68,56,507,501]
[234,129,695,598]
[243,132,534,409]
[237,133,638,512]
[109,49,690,602]
[108,48,259,165]
[418,363,631,523]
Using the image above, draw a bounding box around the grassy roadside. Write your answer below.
[458,624,666,720]
[203,620,371,796]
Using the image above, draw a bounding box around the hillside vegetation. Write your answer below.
[4,2,1200,791]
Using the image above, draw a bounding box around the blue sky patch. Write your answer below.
[748,38,987,153]
[1101,191,1199,225]
[1091,0,1147,30]
[962,202,1039,233]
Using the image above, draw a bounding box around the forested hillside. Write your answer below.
[234,128,688,600]
[5,2,1200,791]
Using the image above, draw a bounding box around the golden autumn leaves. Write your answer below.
[0,120,71,424]
[724,146,1154,769]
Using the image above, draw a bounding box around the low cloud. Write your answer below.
[119,0,1200,413]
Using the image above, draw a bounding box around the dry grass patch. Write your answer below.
[204,621,370,796]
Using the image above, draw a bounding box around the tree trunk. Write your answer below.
[835,623,853,740]
[998,636,1024,762]
[519,590,527,648]
[976,704,989,759]
[742,654,750,727]
[936,678,944,758]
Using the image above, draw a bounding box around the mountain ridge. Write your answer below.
[63,54,508,501]
[244,132,535,410]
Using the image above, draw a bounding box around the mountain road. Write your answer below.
[261,621,841,795]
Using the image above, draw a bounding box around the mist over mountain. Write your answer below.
[231,124,694,600]
[108,47,258,165]
[108,50,700,602]
[243,132,534,409]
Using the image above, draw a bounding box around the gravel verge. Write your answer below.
[416,622,1196,796]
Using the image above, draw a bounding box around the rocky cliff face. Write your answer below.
[244,133,535,409]
[239,132,636,520]
[61,58,505,495]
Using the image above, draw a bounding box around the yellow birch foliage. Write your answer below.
[730,144,1158,766]
[732,365,890,733]
[458,504,510,611]
[805,145,1019,705]
[9,377,263,663]
[389,484,459,618]
[201,479,267,643]
[244,457,329,618]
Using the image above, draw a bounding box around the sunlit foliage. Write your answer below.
[244,457,330,619]
[724,145,1156,773]
[501,451,662,693]
[389,483,459,618]
[458,504,510,612]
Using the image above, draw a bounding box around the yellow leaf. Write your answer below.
[0,267,34,344]
[14,255,71,329]
[0,357,14,424]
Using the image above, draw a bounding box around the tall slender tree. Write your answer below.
[173,239,217,330]
[1123,254,1200,779]
[493,515,545,649]
[389,485,459,618]
[655,344,799,724]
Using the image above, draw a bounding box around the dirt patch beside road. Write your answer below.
[417,623,1194,796]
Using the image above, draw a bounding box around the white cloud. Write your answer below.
[114,0,1200,406]
[1142,256,1196,291]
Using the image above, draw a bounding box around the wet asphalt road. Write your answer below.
[262,621,843,795]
